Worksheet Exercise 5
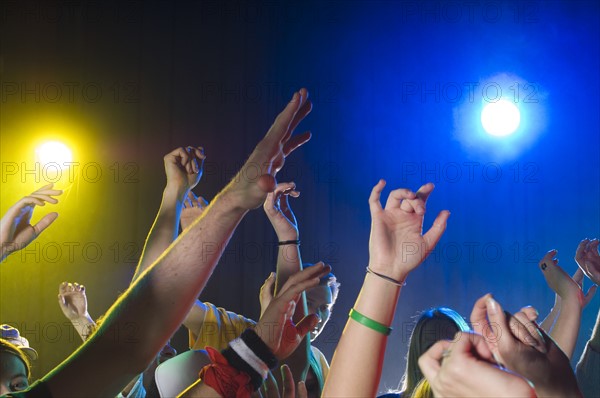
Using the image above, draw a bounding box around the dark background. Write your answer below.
[1,0,599,393]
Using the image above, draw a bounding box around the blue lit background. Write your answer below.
[1,0,598,392]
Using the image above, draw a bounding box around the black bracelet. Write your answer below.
[222,344,264,391]
[277,240,300,246]
[220,329,278,392]
[240,329,278,370]
[366,266,407,286]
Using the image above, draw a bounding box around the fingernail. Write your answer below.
[486,296,498,315]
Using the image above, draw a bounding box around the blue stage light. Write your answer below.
[481,99,521,136]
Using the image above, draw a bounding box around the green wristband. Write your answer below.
[349,308,392,336]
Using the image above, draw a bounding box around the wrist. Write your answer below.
[1,242,17,260]
[367,262,408,283]
[560,294,585,311]
[71,313,94,325]
[163,185,188,202]
[276,232,300,241]
[219,183,255,213]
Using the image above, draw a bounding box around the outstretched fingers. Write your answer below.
[267,91,304,144]
[282,131,312,157]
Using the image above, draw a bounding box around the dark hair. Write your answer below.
[0,338,31,380]
[303,262,340,302]
[400,307,470,396]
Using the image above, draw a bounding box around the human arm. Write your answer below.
[131,146,205,283]
[1,184,62,261]
[538,250,596,358]
[34,89,312,398]
[263,182,302,290]
[539,295,560,333]
[574,238,600,398]
[322,180,450,398]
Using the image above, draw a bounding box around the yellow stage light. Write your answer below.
[35,141,73,168]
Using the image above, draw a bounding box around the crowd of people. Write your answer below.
[0,88,598,397]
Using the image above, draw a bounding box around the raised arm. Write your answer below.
[131,146,205,283]
[575,238,600,398]
[33,89,312,398]
[322,180,449,397]
[264,182,302,290]
[538,249,596,358]
[1,184,62,262]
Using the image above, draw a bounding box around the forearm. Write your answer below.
[69,315,97,342]
[0,242,20,262]
[549,297,582,358]
[323,272,401,397]
[42,187,248,397]
[540,295,560,333]
[274,243,302,292]
[589,307,600,350]
[132,187,185,283]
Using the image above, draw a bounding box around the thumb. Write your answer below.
[295,314,319,338]
[58,294,66,307]
[34,212,59,235]
[258,174,277,194]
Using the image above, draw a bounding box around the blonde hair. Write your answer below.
[410,378,433,398]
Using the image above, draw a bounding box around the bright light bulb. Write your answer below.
[481,99,521,136]
[35,141,73,168]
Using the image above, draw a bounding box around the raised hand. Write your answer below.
[473,294,582,397]
[419,332,534,398]
[1,183,62,261]
[575,238,600,285]
[255,262,331,360]
[367,180,450,282]
[470,295,546,358]
[164,146,205,196]
[180,191,210,230]
[263,182,300,240]
[227,89,312,210]
[539,250,596,307]
[58,282,90,321]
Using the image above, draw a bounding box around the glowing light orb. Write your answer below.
[35,141,73,168]
[481,99,521,136]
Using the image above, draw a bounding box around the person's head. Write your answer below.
[400,307,470,396]
[301,263,340,341]
[0,339,31,394]
[156,340,177,365]
[0,325,38,361]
